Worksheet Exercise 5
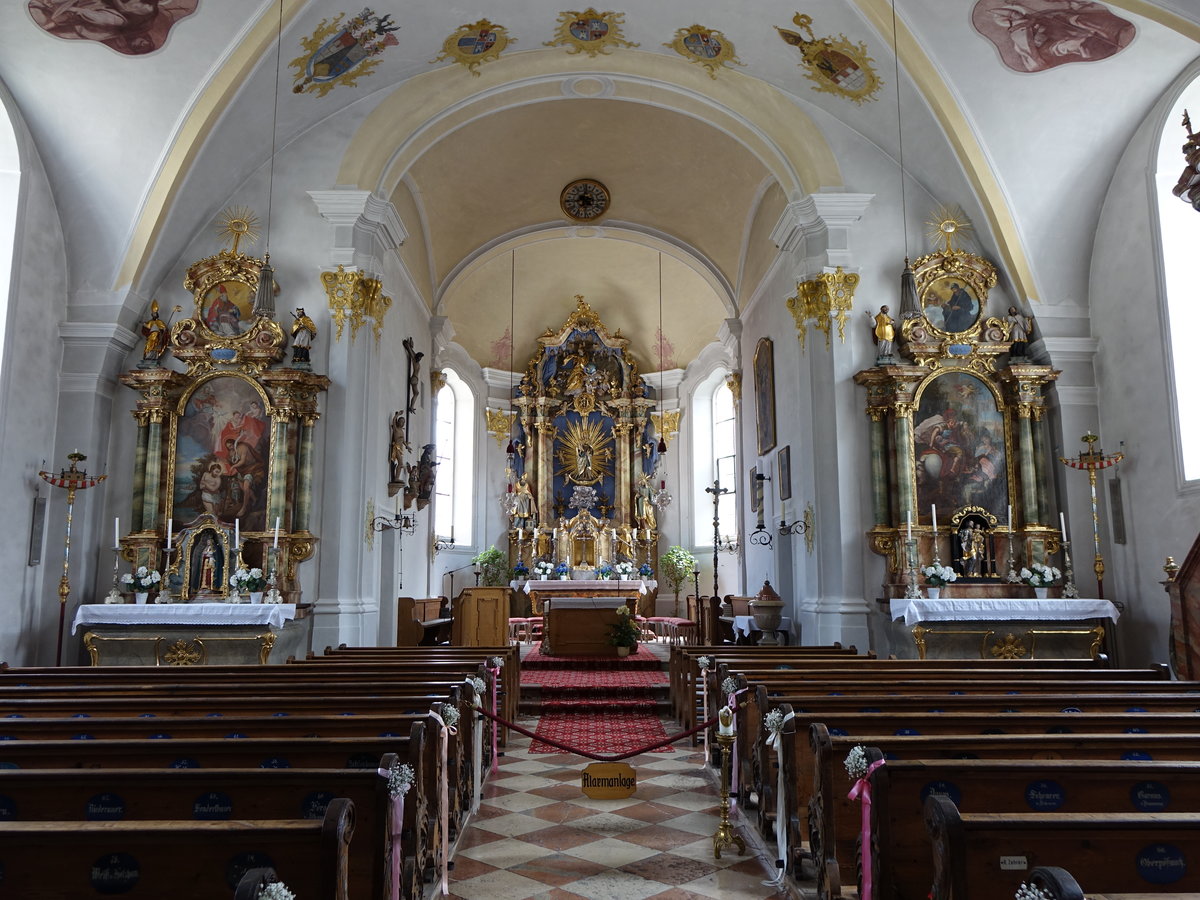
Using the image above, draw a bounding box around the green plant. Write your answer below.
[608,605,641,648]
[471,547,510,587]
[659,545,696,596]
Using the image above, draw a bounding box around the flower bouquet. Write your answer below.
[533,560,554,579]
[596,563,613,580]
[511,560,529,581]
[613,561,635,580]
[230,566,267,602]
[609,604,641,653]
[639,562,654,578]
[553,561,570,580]
[1021,562,1061,597]
[121,566,161,602]
[921,564,957,587]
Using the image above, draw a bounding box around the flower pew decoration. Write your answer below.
[440,704,460,728]
[763,708,785,737]
[533,559,554,579]
[596,562,613,580]
[844,744,869,781]
[696,655,712,671]
[230,567,267,593]
[1020,562,1061,588]
[921,563,957,587]
[639,562,654,578]
[1014,885,1053,900]
[258,882,296,900]
[613,560,634,579]
[120,566,161,593]
[386,761,415,798]
[721,676,739,696]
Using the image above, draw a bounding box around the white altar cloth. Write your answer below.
[73,602,297,634]
[891,597,1119,627]
[519,579,655,594]
[544,597,628,610]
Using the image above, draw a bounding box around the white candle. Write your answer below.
[273,517,280,549]
[632,527,639,541]
[1008,504,1013,527]
[234,518,240,548]
[114,517,120,549]
[517,528,523,542]
[719,706,734,736]
[166,518,173,550]
[1060,512,1067,540]
[906,510,912,542]
[931,504,937,534]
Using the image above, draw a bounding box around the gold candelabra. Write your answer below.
[712,710,746,859]
[1059,432,1124,599]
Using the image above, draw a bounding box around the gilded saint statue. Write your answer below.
[291,307,317,365]
[140,299,169,365]
[512,474,536,529]
[634,473,657,532]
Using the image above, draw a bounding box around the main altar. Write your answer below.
[498,297,673,602]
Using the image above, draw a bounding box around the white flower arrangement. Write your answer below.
[721,676,739,696]
[258,882,296,900]
[763,708,785,735]
[1014,884,1052,900]
[489,656,504,669]
[440,705,460,728]
[230,567,268,592]
[613,561,635,579]
[120,566,161,592]
[533,560,555,578]
[844,744,869,781]
[921,563,958,587]
[465,676,486,698]
[386,761,415,798]
[1020,562,1062,588]
[614,604,631,617]
[696,656,712,671]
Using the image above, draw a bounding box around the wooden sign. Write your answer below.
[581,762,636,799]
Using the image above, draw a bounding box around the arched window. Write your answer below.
[1155,74,1200,483]
[0,91,20,388]
[433,368,475,543]
[691,367,736,546]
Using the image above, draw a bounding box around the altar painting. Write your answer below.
[913,371,1008,520]
[172,376,271,530]
[199,280,255,337]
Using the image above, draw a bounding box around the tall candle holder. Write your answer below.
[159,545,177,603]
[1061,540,1079,599]
[228,544,243,603]
[264,546,283,604]
[1006,527,1019,584]
[903,536,921,600]
[712,720,746,859]
[104,544,124,604]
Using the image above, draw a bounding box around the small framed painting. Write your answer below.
[778,446,792,501]
[753,337,776,455]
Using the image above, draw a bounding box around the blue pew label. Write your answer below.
[1131,781,1170,812]
[169,758,200,769]
[1024,780,1064,811]
[259,757,291,769]
[86,792,126,821]
[193,790,233,820]
[302,790,334,819]
[920,780,961,806]
[1137,844,1186,884]
[91,852,139,894]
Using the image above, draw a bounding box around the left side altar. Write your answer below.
[84,227,329,665]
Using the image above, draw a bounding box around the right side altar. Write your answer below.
[855,223,1117,661]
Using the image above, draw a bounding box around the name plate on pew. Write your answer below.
[581,762,636,799]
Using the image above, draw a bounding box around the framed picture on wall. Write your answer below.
[778,446,792,501]
[753,337,776,455]
[750,466,760,512]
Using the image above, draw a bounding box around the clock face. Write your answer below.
[560,179,610,221]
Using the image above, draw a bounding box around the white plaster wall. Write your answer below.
[0,94,71,665]
[1087,65,1200,669]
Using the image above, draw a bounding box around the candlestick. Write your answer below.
[906,510,912,542]
[931,504,937,535]
[166,518,173,550]
[1059,511,1067,540]
[632,527,639,541]
[1008,504,1013,526]
[517,527,523,542]
[273,517,280,549]
[234,518,239,548]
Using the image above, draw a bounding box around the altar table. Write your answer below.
[72,602,312,666]
[879,597,1120,662]
[519,579,655,616]
[541,597,627,657]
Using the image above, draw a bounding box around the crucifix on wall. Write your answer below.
[403,335,424,419]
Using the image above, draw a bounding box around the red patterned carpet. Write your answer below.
[521,642,661,670]
[529,709,674,755]
[521,668,668,688]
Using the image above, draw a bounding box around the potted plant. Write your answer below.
[659,545,696,616]
[120,566,161,604]
[471,547,510,587]
[553,561,570,580]
[920,563,958,599]
[639,562,654,579]
[511,560,529,582]
[230,566,268,603]
[533,559,554,580]
[1020,562,1061,599]
[613,561,634,580]
[596,562,613,581]
[609,604,641,656]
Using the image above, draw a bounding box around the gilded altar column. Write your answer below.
[869,411,889,526]
[535,406,554,523]
[141,416,164,530]
[894,406,916,521]
[614,422,633,525]
[1017,407,1040,524]
[293,416,317,531]
[131,415,149,532]
[268,416,291,528]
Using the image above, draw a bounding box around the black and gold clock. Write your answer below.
[560,179,611,222]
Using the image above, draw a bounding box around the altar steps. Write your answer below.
[517,641,670,715]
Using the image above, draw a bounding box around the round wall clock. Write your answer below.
[560,179,611,221]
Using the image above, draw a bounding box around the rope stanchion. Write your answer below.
[486,660,502,774]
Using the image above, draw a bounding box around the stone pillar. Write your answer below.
[894,409,916,523]
[869,412,889,526]
[268,417,291,529]
[1018,410,1040,524]
[294,417,316,532]
[614,422,632,526]
[131,418,149,532]
[141,419,163,530]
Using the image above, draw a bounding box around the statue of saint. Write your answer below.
[291,308,317,364]
[512,474,536,529]
[140,300,169,364]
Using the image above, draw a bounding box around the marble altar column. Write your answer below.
[894,409,916,523]
[869,411,889,526]
[268,416,291,528]
[141,417,163,530]
[1017,410,1040,524]
[615,422,632,526]
[293,417,316,532]
[131,417,149,531]
[1032,408,1051,523]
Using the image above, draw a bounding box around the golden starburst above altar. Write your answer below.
[555,417,613,486]
[216,206,260,255]
[926,205,973,254]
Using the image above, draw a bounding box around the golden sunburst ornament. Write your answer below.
[216,207,260,254]
[926,206,973,254]
[555,416,613,486]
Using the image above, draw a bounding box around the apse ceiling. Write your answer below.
[1,1,1197,373]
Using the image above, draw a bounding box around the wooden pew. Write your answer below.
[924,794,1200,898]
[0,797,355,900]
[0,752,422,900]
[865,750,1200,900]
[395,597,453,646]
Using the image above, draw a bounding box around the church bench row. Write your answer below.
[394,597,453,646]
[0,752,420,900]
[924,794,1200,899]
[0,797,354,900]
[859,752,1200,900]
[796,716,1200,898]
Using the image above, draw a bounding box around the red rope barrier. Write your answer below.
[473,699,743,762]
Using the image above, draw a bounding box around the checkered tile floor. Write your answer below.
[444,721,798,899]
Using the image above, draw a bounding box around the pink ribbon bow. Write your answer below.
[846,759,887,899]
[376,768,407,900]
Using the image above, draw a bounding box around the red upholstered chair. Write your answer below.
[507,617,528,644]
[654,594,700,645]
[525,616,544,644]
